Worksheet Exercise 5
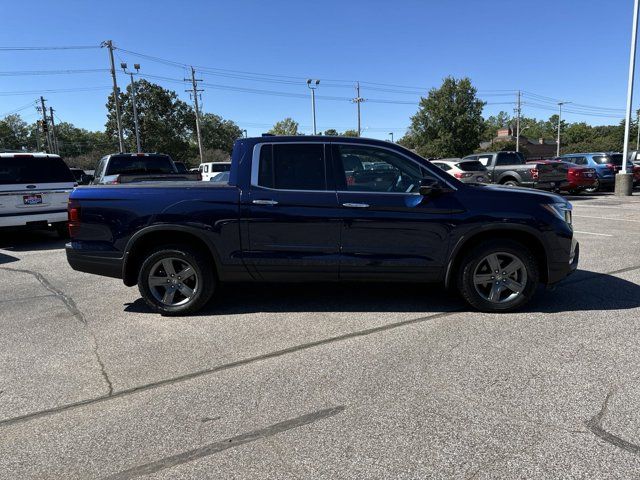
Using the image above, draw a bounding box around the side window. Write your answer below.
[96,157,108,179]
[257,143,327,191]
[204,165,209,173]
[575,157,586,165]
[496,152,523,165]
[336,145,432,193]
[433,163,450,171]
[477,155,492,166]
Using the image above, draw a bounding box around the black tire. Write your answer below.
[456,240,539,313]
[583,180,599,194]
[502,179,519,187]
[137,245,215,316]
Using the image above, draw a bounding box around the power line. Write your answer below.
[0,101,36,117]
[0,69,109,76]
[0,45,100,51]
[0,86,111,96]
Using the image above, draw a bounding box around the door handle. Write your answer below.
[342,202,369,208]
[252,199,278,206]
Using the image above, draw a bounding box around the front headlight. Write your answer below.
[542,202,572,225]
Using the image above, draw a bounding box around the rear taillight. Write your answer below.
[568,168,577,176]
[68,200,81,237]
[454,172,473,178]
[530,168,539,180]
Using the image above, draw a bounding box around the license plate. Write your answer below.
[23,194,42,205]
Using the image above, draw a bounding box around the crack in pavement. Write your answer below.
[0,266,113,396]
[586,388,640,456]
[101,406,345,480]
[0,308,460,429]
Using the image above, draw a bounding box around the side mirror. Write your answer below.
[419,178,443,196]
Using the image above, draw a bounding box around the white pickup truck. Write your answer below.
[0,152,76,235]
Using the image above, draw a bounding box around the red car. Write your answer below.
[527,159,597,194]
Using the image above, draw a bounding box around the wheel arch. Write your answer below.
[122,225,221,287]
[444,227,549,288]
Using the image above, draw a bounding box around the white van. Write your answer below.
[198,161,231,181]
[0,153,76,235]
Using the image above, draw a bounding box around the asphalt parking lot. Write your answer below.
[0,193,639,479]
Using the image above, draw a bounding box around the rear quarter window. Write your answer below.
[0,156,74,185]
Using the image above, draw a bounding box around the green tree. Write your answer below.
[322,128,340,136]
[106,79,194,161]
[483,111,512,141]
[342,129,359,137]
[269,117,299,135]
[199,113,242,153]
[408,77,485,158]
[0,114,30,150]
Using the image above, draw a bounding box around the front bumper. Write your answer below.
[547,236,579,285]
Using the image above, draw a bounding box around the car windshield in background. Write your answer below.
[106,155,175,175]
[593,154,623,165]
[456,161,486,171]
[0,156,75,184]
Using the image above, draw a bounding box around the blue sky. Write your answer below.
[0,0,635,139]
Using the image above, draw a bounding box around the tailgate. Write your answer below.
[0,182,73,216]
[536,163,567,183]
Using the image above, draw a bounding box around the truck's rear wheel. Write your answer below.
[456,240,538,312]
[502,179,519,187]
[137,245,215,315]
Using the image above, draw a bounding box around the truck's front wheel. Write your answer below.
[137,245,215,315]
[456,240,539,312]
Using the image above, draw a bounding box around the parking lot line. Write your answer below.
[573,214,640,223]
[573,231,614,237]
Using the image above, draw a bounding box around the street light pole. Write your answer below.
[307,79,320,135]
[121,63,142,153]
[389,132,394,142]
[242,129,248,138]
[556,101,570,157]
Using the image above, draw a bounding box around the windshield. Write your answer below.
[106,155,175,175]
[0,156,75,185]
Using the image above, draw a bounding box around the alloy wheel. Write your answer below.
[473,252,527,304]
[147,257,199,307]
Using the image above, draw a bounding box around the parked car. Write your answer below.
[558,152,628,192]
[199,161,231,181]
[93,153,200,185]
[69,168,94,185]
[209,171,230,183]
[66,136,578,315]
[528,159,596,195]
[430,158,488,183]
[0,152,75,236]
[462,151,567,190]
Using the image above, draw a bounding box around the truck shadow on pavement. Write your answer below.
[0,252,19,265]
[0,230,66,252]
[125,268,640,315]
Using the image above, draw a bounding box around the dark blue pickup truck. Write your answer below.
[66,136,578,315]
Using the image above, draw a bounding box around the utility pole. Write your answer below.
[306,79,320,135]
[352,82,365,137]
[515,90,521,153]
[102,40,125,152]
[556,101,570,157]
[389,132,394,142]
[618,0,639,195]
[636,109,640,151]
[242,129,248,138]
[39,96,52,153]
[185,66,204,163]
[35,120,41,151]
[49,106,59,155]
[122,63,142,153]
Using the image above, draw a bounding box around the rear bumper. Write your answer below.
[0,210,67,228]
[65,243,123,279]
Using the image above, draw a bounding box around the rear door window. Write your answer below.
[257,144,327,191]
[496,152,524,165]
[0,156,74,184]
[456,160,486,171]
